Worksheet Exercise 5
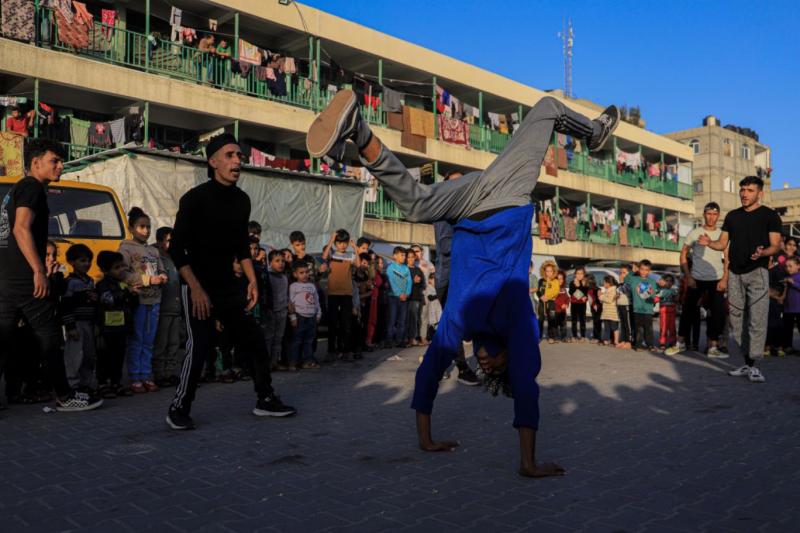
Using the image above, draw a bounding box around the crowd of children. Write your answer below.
[535,260,684,353]
[2,212,448,406]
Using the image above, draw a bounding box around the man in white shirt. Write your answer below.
[667,202,729,357]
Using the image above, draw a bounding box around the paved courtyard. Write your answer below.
[1,341,799,532]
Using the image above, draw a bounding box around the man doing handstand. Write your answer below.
[307,90,619,477]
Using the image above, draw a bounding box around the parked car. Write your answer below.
[0,177,130,279]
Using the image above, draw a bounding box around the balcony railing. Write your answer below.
[24,7,690,204]
[566,151,692,200]
[366,185,683,252]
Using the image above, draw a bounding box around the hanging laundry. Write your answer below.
[498,114,509,135]
[69,117,90,147]
[327,84,338,94]
[100,9,116,38]
[1,0,35,42]
[88,122,113,148]
[283,57,297,74]
[511,112,520,134]
[364,94,381,111]
[563,216,577,241]
[0,96,27,106]
[647,162,661,178]
[450,96,463,120]
[405,106,435,138]
[109,118,126,146]
[238,62,251,77]
[179,27,197,44]
[170,7,182,27]
[55,1,91,49]
[544,145,558,177]
[387,112,403,131]
[208,19,218,31]
[438,116,469,146]
[463,103,476,124]
[0,132,25,177]
[238,39,261,65]
[382,86,402,113]
[401,106,426,154]
[487,112,500,131]
[615,147,642,172]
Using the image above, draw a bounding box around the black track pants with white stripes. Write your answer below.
[171,285,274,414]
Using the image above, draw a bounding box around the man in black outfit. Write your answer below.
[0,139,102,412]
[166,133,295,430]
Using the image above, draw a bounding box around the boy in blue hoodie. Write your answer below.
[385,247,412,347]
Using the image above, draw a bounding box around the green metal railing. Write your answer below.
[34,6,692,207]
[566,150,692,200]
[468,123,511,153]
[59,142,107,161]
[365,184,683,252]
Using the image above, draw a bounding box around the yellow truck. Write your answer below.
[0,176,130,279]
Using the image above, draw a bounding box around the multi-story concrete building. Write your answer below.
[666,116,771,223]
[0,0,693,266]
[768,184,800,237]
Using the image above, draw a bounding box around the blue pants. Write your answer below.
[412,205,542,428]
[290,315,317,364]
[387,295,408,343]
[128,303,160,381]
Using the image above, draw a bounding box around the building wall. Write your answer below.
[665,124,771,221]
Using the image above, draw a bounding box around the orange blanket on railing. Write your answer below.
[406,106,435,138]
[55,0,92,49]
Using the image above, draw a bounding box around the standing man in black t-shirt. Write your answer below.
[698,175,782,383]
[0,139,102,411]
[166,133,295,430]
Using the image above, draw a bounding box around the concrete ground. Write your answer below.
[1,341,798,532]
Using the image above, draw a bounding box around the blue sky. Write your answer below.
[302,0,799,188]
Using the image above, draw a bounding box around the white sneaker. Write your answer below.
[748,367,766,383]
[707,346,729,359]
[728,365,751,377]
[664,343,686,356]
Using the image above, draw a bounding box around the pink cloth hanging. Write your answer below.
[101,9,116,37]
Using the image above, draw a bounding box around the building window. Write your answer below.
[723,138,732,157]
[741,144,750,160]
[689,139,700,154]
[694,180,703,193]
[723,176,734,193]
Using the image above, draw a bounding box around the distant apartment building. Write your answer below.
[666,116,771,223]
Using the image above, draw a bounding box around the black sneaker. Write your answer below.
[588,105,620,152]
[253,395,297,418]
[55,390,103,412]
[457,368,481,386]
[306,89,372,160]
[165,406,195,430]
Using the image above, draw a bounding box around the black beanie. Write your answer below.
[205,133,239,179]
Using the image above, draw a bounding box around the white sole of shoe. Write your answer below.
[55,399,103,412]
[306,89,357,158]
[165,415,193,430]
[252,408,296,418]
